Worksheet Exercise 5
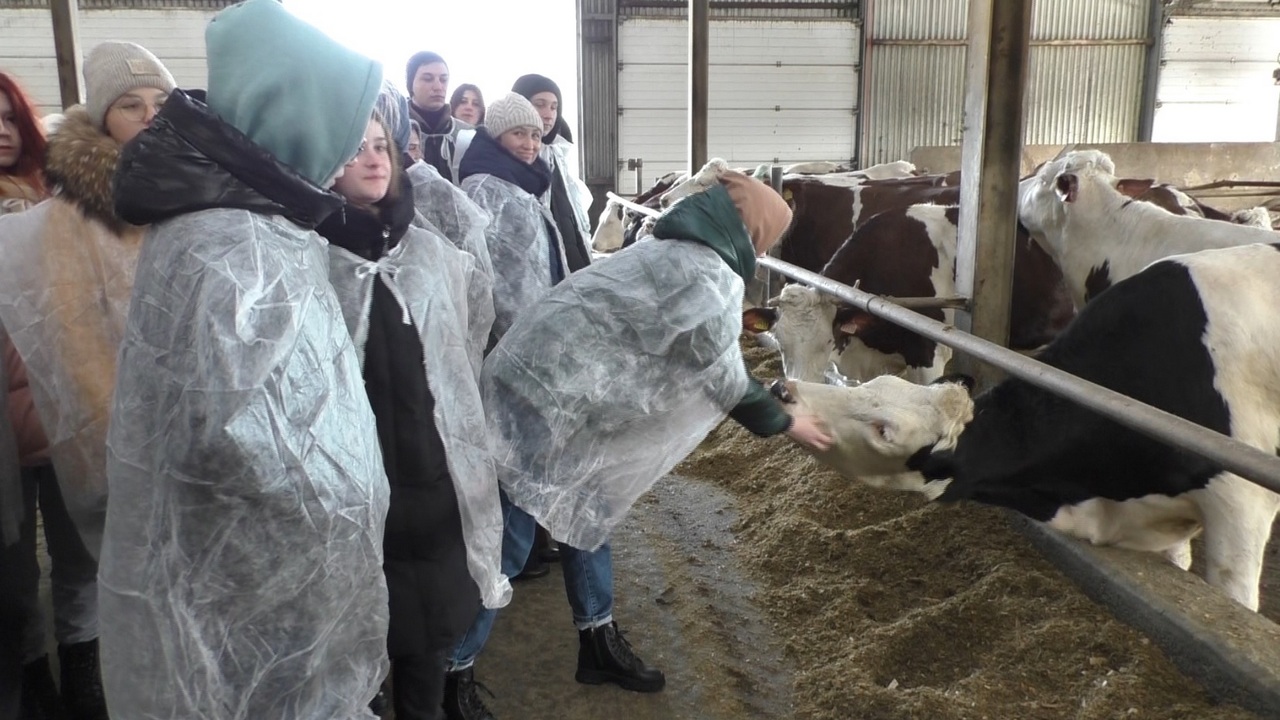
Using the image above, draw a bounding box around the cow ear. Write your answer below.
[836,312,876,336]
[742,307,779,334]
[1054,173,1079,203]
[1115,178,1155,199]
[907,445,957,482]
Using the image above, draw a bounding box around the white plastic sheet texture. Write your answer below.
[482,238,751,550]
[0,200,141,557]
[542,136,595,256]
[100,209,390,720]
[462,174,570,339]
[407,160,493,279]
[328,224,511,610]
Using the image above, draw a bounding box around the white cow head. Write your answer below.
[743,285,840,383]
[1017,149,1116,247]
[775,375,974,496]
[659,158,733,208]
[591,199,627,253]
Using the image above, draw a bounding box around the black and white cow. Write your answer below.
[906,243,1280,610]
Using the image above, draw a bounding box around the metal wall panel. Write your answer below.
[861,0,1152,164]
[1152,16,1280,142]
[619,0,856,21]
[616,17,859,194]
[578,0,618,190]
[0,8,220,115]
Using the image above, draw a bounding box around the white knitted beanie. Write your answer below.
[483,92,543,140]
[84,41,176,129]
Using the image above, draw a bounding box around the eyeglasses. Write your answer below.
[110,95,167,123]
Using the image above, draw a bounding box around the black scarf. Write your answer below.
[458,129,551,198]
[316,173,416,261]
[410,102,453,134]
[547,159,590,272]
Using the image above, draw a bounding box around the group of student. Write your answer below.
[0,2,830,719]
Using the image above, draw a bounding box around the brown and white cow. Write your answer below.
[745,205,1073,384]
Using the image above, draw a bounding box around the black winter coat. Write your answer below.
[317,178,480,656]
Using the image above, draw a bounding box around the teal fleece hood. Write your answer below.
[651,185,756,281]
[205,0,382,188]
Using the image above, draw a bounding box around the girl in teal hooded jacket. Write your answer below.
[102,2,390,718]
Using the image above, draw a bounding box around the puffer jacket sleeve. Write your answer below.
[729,376,793,438]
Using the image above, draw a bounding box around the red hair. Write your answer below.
[0,72,48,196]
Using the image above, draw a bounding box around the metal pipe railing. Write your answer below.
[756,255,1280,496]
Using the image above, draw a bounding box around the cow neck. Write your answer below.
[652,185,755,281]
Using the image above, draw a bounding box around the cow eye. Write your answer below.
[768,380,794,404]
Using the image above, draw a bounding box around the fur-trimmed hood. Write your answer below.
[44,105,130,232]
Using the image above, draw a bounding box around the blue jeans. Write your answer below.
[448,491,613,671]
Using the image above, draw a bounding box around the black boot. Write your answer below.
[441,666,496,720]
[575,622,665,693]
[57,640,106,720]
[20,655,66,720]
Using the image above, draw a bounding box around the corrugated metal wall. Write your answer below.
[615,18,859,194]
[619,0,855,21]
[1152,15,1280,142]
[861,0,1152,165]
[0,8,220,115]
[578,0,618,198]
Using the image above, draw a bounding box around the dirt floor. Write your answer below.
[465,340,1271,719]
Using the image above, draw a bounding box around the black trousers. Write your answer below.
[391,650,448,720]
[0,536,25,720]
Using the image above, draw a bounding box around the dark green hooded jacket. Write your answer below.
[654,186,791,437]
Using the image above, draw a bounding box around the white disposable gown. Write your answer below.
[462,174,571,340]
[328,223,511,609]
[100,208,390,719]
[541,136,595,254]
[0,203,140,555]
[481,237,750,550]
[407,160,494,282]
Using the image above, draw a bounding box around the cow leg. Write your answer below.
[1195,474,1280,611]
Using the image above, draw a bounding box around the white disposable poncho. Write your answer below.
[482,237,750,550]
[463,174,571,339]
[542,136,595,252]
[328,224,511,609]
[407,160,493,281]
[100,209,390,719]
[0,202,141,556]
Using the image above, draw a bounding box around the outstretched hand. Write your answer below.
[785,413,833,452]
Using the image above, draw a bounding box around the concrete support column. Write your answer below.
[953,0,1034,390]
[688,0,709,173]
